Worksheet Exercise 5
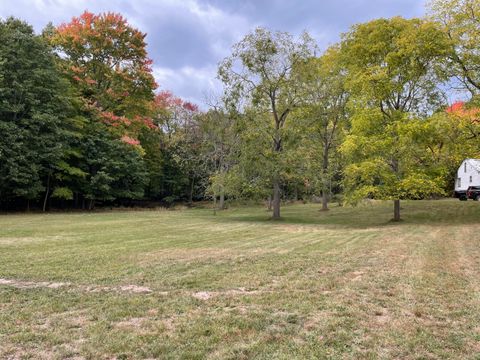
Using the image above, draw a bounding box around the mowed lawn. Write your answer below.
[0,200,479,359]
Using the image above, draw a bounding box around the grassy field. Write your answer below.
[0,200,479,359]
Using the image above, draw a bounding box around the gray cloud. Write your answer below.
[0,0,426,107]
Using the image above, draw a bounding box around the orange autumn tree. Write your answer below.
[52,11,157,144]
[446,101,480,124]
[446,100,480,156]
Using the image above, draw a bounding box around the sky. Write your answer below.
[0,0,427,107]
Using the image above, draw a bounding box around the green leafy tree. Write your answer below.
[80,123,147,209]
[221,108,298,209]
[429,0,480,95]
[47,11,161,208]
[218,27,316,218]
[340,17,449,221]
[420,101,480,193]
[0,17,71,209]
[152,91,205,204]
[295,47,349,210]
[138,127,164,199]
[199,106,238,210]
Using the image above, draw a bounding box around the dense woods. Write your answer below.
[1,0,479,220]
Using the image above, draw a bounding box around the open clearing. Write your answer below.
[1,200,479,359]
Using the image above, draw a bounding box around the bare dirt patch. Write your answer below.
[0,278,152,294]
[192,291,212,300]
[350,270,365,281]
[0,278,70,289]
[192,287,262,301]
[0,278,270,300]
[0,237,47,245]
[115,317,146,329]
[373,310,391,325]
[118,285,152,293]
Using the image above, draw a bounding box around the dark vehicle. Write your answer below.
[466,186,480,200]
[457,191,468,201]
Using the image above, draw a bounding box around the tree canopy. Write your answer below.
[218,27,316,218]
[1,8,479,217]
[0,18,71,206]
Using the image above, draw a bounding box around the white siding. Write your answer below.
[455,159,480,191]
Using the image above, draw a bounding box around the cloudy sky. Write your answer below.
[0,0,426,107]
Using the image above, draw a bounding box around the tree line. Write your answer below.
[0,0,479,220]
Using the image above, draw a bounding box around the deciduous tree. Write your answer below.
[218,27,316,218]
[199,107,238,210]
[340,17,448,221]
[51,11,157,143]
[429,0,480,95]
[295,47,349,210]
[0,18,71,210]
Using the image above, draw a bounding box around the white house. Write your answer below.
[455,159,480,198]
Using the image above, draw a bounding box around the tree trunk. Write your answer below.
[26,199,30,212]
[88,198,94,211]
[320,149,329,211]
[219,189,225,210]
[272,180,281,219]
[267,195,272,211]
[42,172,51,212]
[271,114,282,219]
[213,193,217,216]
[391,157,401,221]
[189,177,195,205]
[321,191,329,211]
[393,200,400,221]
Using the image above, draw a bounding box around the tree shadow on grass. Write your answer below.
[214,200,480,230]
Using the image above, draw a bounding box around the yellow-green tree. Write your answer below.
[340,17,449,221]
[429,0,480,95]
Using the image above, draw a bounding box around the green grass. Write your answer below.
[1,200,479,359]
